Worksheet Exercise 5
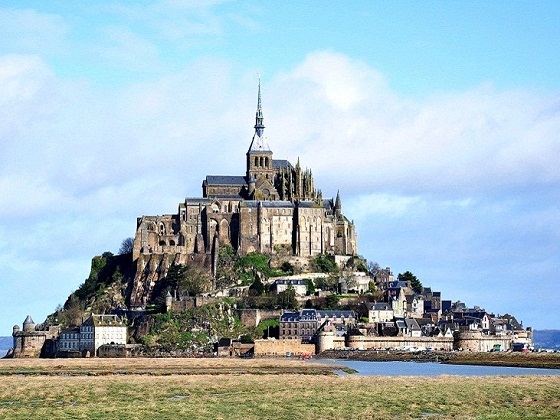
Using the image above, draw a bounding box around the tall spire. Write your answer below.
[254,77,265,137]
[335,190,342,216]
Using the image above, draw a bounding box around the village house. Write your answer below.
[368,302,394,323]
[57,314,128,357]
[272,279,307,296]
[279,309,356,342]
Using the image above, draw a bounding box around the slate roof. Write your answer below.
[273,159,293,170]
[242,201,294,208]
[299,309,318,321]
[184,198,212,205]
[316,310,355,319]
[395,319,407,329]
[205,175,247,186]
[368,302,392,311]
[280,312,300,322]
[298,201,322,208]
[274,279,306,285]
[405,318,421,330]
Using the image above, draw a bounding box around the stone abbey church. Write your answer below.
[130,83,358,306]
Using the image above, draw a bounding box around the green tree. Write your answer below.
[304,278,316,295]
[277,284,299,310]
[325,294,339,309]
[311,255,338,273]
[398,271,423,294]
[249,276,265,296]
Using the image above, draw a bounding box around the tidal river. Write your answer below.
[315,359,560,376]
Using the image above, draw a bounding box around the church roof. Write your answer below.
[248,133,272,153]
[184,198,212,205]
[273,159,293,170]
[205,175,247,186]
[242,201,295,208]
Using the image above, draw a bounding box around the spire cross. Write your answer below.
[255,75,264,136]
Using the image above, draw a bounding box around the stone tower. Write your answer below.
[245,79,277,200]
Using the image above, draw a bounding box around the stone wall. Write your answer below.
[237,309,282,328]
[98,344,142,358]
[457,331,513,352]
[12,332,47,358]
[170,295,219,312]
[253,339,315,356]
[346,336,454,352]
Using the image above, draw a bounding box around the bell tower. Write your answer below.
[246,79,276,199]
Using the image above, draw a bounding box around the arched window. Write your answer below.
[255,156,259,167]
[260,156,264,167]
[265,157,269,167]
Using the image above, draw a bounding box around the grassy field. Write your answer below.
[1,358,559,419]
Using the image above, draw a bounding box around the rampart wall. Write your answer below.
[254,339,315,356]
[237,309,282,327]
[456,332,513,352]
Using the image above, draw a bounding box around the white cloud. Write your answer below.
[1,49,559,332]
[268,53,560,197]
[0,8,69,55]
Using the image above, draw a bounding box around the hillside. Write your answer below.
[0,336,11,350]
[44,252,136,327]
[533,330,560,350]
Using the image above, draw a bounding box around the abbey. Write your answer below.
[130,83,358,306]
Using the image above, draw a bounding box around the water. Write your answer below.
[316,359,560,376]
[0,350,7,359]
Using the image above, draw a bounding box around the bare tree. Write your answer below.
[118,237,134,255]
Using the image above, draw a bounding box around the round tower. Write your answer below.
[316,330,335,354]
[22,315,35,333]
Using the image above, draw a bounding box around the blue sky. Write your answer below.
[1,1,559,334]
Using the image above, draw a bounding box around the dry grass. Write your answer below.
[1,358,559,419]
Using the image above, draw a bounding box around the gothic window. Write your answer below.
[265,157,269,167]
[255,156,259,167]
[260,156,264,167]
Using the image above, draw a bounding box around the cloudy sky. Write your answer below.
[1,1,559,334]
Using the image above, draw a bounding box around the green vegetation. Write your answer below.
[311,254,338,273]
[398,271,423,294]
[141,302,247,352]
[215,247,294,288]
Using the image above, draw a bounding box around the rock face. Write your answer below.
[129,84,358,307]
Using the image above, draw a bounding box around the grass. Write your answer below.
[1,358,560,419]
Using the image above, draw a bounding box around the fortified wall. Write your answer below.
[456,331,514,352]
[253,339,315,357]
[237,309,283,328]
